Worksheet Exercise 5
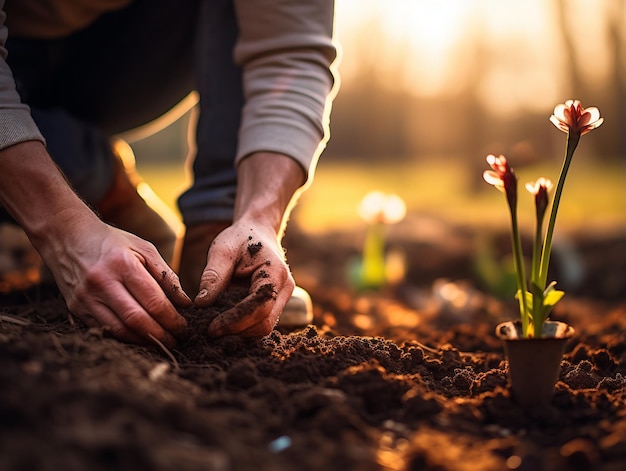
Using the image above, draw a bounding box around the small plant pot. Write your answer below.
[496,320,575,407]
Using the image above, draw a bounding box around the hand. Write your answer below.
[189,152,304,338]
[41,218,192,348]
[193,221,295,338]
[0,141,191,347]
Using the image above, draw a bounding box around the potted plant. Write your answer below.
[482,100,603,406]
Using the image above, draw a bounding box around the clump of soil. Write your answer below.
[0,220,625,471]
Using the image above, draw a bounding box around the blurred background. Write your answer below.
[126,0,626,235]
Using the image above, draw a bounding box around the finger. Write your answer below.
[250,275,294,336]
[220,279,293,338]
[207,261,294,338]
[206,282,276,337]
[107,290,179,348]
[142,254,193,308]
[194,249,236,308]
[78,302,146,345]
[122,261,189,340]
[237,320,275,338]
[237,292,286,338]
[207,253,294,337]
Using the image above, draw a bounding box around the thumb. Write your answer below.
[194,250,234,308]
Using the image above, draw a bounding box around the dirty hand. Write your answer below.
[41,220,192,347]
[0,141,191,348]
[193,221,295,338]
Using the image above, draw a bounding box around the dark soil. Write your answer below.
[1,217,625,471]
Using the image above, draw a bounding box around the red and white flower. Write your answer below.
[550,100,603,136]
[483,154,518,209]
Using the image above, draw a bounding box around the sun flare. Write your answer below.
[334,0,615,113]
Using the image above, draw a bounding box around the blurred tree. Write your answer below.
[129,1,624,164]
[325,0,623,162]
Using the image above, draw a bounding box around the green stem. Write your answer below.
[530,213,543,287]
[510,208,529,336]
[538,133,580,289]
[530,213,543,336]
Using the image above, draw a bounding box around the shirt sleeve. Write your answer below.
[0,1,45,151]
[233,0,338,181]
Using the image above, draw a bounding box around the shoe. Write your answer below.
[97,138,183,265]
[279,285,313,328]
[178,221,313,328]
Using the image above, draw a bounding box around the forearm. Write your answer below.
[234,0,337,179]
[233,151,305,240]
[0,140,100,249]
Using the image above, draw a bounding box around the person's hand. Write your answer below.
[188,151,304,338]
[40,218,192,348]
[0,141,191,347]
[193,220,295,338]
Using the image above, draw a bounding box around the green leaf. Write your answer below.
[530,281,544,300]
[538,281,565,323]
[515,289,534,322]
[543,289,564,307]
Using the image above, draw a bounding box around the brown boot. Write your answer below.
[178,221,231,297]
[97,138,183,265]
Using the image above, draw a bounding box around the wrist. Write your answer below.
[0,141,100,247]
[233,152,305,236]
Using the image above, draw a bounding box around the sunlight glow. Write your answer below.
[334,0,614,113]
[378,0,472,96]
[335,0,472,96]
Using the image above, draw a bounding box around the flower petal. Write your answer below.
[591,117,604,129]
[553,103,567,119]
[551,100,603,136]
[585,107,601,123]
[550,115,568,133]
[525,181,538,194]
[580,117,604,135]
[483,170,503,188]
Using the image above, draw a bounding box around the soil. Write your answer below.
[0,216,625,471]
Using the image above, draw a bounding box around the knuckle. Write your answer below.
[200,268,222,286]
[142,295,171,315]
[107,323,131,341]
[119,308,146,330]
[82,270,105,290]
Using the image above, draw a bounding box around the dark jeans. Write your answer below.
[5,0,243,225]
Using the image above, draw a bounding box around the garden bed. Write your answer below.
[0,219,624,471]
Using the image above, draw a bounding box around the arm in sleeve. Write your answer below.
[233,0,339,182]
[0,0,45,150]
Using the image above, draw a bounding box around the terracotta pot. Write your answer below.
[496,320,575,407]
